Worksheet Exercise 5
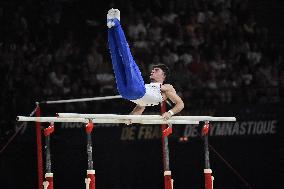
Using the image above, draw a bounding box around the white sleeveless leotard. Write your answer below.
[131,83,163,106]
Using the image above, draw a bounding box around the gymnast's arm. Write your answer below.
[130,104,146,115]
[161,84,184,120]
[125,104,145,125]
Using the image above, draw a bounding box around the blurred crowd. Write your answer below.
[0,0,282,139]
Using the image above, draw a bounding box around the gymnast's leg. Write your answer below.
[107,9,145,100]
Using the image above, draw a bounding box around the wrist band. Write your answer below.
[168,110,174,116]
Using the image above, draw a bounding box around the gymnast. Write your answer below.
[107,8,184,120]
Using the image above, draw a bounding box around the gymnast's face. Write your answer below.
[150,67,166,83]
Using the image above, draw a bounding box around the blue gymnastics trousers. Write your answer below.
[108,19,146,100]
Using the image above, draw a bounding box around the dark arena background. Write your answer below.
[0,0,283,189]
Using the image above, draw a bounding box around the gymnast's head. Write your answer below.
[150,64,170,83]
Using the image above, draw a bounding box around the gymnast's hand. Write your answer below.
[125,119,132,126]
[162,112,172,120]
